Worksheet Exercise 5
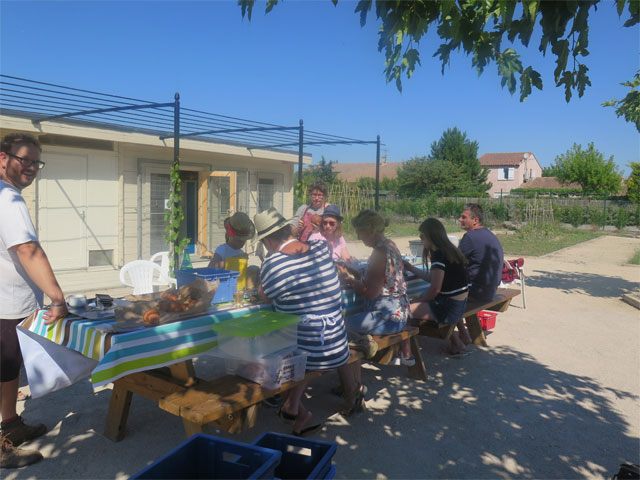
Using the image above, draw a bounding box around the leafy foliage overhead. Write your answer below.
[602,70,640,132]
[239,0,639,102]
[554,142,622,194]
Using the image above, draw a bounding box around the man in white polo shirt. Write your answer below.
[0,133,68,468]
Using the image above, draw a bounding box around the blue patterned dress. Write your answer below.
[260,240,350,370]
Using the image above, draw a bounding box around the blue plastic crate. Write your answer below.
[175,268,239,304]
[252,432,337,480]
[323,465,336,479]
[132,434,281,479]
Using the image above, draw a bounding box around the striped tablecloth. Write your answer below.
[20,275,429,388]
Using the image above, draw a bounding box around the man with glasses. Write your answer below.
[0,133,68,468]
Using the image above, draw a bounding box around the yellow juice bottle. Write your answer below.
[225,256,248,292]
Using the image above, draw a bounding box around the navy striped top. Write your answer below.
[261,240,343,316]
[430,249,470,297]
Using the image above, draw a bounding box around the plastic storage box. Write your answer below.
[478,311,497,331]
[211,310,300,360]
[175,268,239,304]
[132,433,281,479]
[225,347,308,390]
[252,432,337,480]
[408,240,423,258]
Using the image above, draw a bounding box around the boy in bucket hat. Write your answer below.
[208,212,255,269]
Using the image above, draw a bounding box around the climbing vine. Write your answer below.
[164,159,190,274]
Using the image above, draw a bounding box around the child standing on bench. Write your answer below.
[404,218,471,356]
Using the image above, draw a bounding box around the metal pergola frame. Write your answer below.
[0,75,384,264]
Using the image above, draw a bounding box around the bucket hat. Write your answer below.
[322,205,343,222]
[254,207,292,240]
[224,212,255,240]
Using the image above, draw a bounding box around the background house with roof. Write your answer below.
[479,152,542,197]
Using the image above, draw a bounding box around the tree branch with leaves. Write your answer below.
[239,0,638,106]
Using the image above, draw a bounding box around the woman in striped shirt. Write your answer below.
[405,218,471,355]
[256,208,362,436]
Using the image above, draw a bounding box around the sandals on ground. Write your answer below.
[340,385,366,417]
[277,407,297,425]
[292,423,324,437]
[278,407,324,437]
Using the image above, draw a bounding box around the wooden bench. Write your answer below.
[104,326,426,441]
[418,287,521,346]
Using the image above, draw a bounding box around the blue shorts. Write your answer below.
[428,296,467,325]
[346,295,407,335]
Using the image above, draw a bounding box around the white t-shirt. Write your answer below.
[214,243,245,261]
[0,180,43,319]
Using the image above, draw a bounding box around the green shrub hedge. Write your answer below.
[376,196,639,227]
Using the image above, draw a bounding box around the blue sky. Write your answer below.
[1,1,638,174]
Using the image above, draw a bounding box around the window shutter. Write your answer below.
[508,167,515,180]
[498,168,505,180]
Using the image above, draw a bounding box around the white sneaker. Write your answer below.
[390,353,415,367]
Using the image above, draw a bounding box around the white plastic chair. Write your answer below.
[150,251,177,287]
[119,260,166,295]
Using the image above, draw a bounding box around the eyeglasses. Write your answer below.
[310,193,324,198]
[322,220,337,226]
[6,152,46,170]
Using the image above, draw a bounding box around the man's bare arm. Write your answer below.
[12,241,68,323]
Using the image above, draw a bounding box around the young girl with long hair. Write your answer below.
[404,218,472,355]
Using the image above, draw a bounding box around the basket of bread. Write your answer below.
[114,277,219,329]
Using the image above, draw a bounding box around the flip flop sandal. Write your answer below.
[292,423,323,437]
[277,407,297,425]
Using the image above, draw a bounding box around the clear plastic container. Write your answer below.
[224,347,308,390]
[211,310,300,360]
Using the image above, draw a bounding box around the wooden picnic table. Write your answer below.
[418,287,522,345]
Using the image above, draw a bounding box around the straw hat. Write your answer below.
[224,212,255,240]
[254,207,291,240]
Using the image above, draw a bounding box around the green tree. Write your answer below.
[427,127,490,193]
[602,70,640,132]
[356,176,398,191]
[554,143,623,194]
[396,156,463,197]
[542,165,562,177]
[356,177,376,190]
[626,162,640,204]
[302,156,338,187]
[396,128,490,197]
[239,0,638,105]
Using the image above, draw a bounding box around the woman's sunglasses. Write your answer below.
[322,220,337,226]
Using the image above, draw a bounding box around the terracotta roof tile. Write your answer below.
[333,162,403,182]
[478,152,533,166]
[520,177,581,189]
